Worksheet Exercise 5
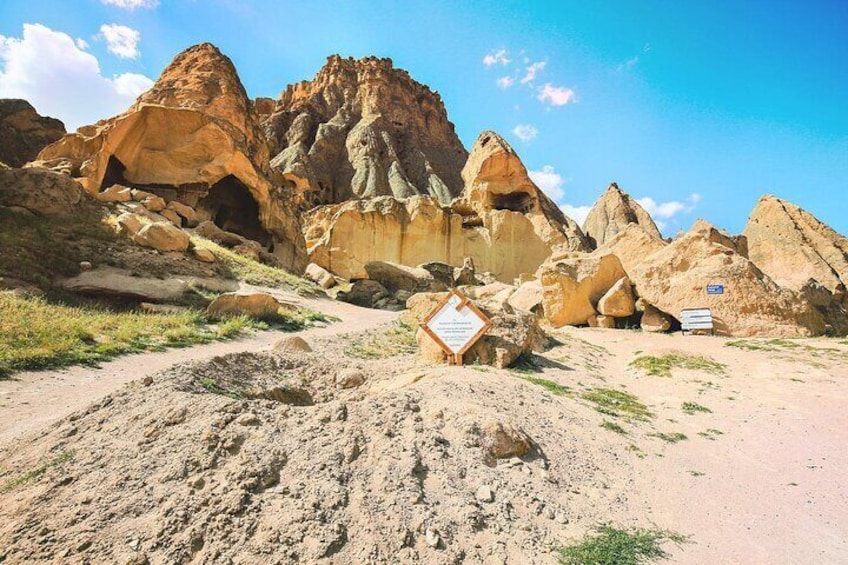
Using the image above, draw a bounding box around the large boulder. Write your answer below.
[405,291,546,368]
[507,280,544,315]
[37,43,306,271]
[305,132,590,283]
[631,231,826,337]
[207,290,296,320]
[62,268,190,302]
[133,222,190,252]
[582,183,663,248]
[260,55,468,208]
[0,99,65,168]
[597,277,636,318]
[0,167,85,215]
[363,260,447,294]
[539,253,627,327]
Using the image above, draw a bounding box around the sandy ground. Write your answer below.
[0,296,398,449]
[1,308,847,563]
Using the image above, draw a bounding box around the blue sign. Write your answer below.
[706,284,724,295]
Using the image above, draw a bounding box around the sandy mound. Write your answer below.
[0,327,633,564]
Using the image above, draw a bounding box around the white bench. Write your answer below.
[680,308,714,335]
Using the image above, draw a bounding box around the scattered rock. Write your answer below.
[166,201,199,227]
[596,315,616,329]
[425,528,441,548]
[79,261,93,271]
[141,195,166,213]
[507,280,543,314]
[116,212,144,236]
[481,421,532,461]
[207,290,293,320]
[597,277,635,317]
[192,247,216,263]
[273,336,312,354]
[337,279,389,308]
[364,260,446,294]
[540,253,626,327]
[96,184,133,203]
[475,485,494,503]
[640,303,673,333]
[305,263,336,289]
[132,222,190,252]
[160,208,183,227]
[335,369,366,389]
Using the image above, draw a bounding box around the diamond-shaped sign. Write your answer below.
[421,289,492,365]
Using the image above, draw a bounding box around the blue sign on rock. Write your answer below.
[706,284,724,295]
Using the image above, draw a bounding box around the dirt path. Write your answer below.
[0,297,398,449]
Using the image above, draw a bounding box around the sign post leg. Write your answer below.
[455,353,463,366]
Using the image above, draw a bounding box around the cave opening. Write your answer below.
[100,155,127,191]
[489,191,534,213]
[197,175,271,246]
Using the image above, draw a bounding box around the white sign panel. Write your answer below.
[425,293,488,354]
[680,308,714,331]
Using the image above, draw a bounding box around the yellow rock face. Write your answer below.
[582,183,662,248]
[540,253,626,327]
[594,223,667,277]
[37,43,306,271]
[303,132,591,282]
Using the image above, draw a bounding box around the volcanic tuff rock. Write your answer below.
[37,43,306,271]
[594,223,667,277]
[630,231,826,337]
[582,183,663,248]
[305,132,591,282]
[539,253,627,327]
[0,99,65,167]
[0,167,86,216]
[690,218,748,258]
[744,195,848,305]
[260,55,468,208]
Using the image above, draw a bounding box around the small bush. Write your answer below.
[581,388,653,422]
[558,525,688,565]
[630,354,726,377]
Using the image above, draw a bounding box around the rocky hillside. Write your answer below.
[258,55,468,208]
[0,99,65,167]
[583,183,662,247]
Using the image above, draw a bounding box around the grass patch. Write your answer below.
[191,236,318,295]
[343,321,417,359]
[681,401,712,414]
[630,353,726,377]
[698,428,724,441]
[689,470,705,477]
[601,420,627,435]
[581,388,653,422]
[1,451,74,493]
[650,432,688,444]
[558,525,688,565]
[0,293,263,378]
[726,338,800,351]
[523,376,572,396]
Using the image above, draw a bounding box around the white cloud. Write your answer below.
[561,204,592,226]
[483,49,510,67]
[537,83,576,106]
[100,24,141,59]
[0,24,154,131]
[636,193,701,221]
[616,56,639,72]
[101,0,159,9]
[496,75,514,89]
[512,123,538,143]
[520,60,546,84]
[529,165,567,201]
[76,38,89,50]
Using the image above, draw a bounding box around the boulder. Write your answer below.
[640,304,673,333]
[364,260,445,294]
[453,257,478,286]
[207,290,293,320]
[273,336,312,354]
[133,222,190,252]
[0,99,65,167]
[507,280,544,314]
[0,167,85,215]
[481,421,532,461]
[596,315,616,329]
[407,291,546,368]
[37,42,306,271]
[335,368,366,389]
[116,212,144,236]
[418,261,455,289]
[141,195,166,212]
[598,277,636,317]
[464,282,516,312]
[630,231,826,337]
[192,247,216,263]
[595,223,667,276]
[540,253,627,327]
[337,279,389,308]
[160,208,183,227]
[304,263,336,289]
[193,220,245,247]
[96,184,133,203]
[166,201,199,227]
[62,267,189,302]
[583,183,663,248]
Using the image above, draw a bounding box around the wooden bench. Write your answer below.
[680,308,714,335]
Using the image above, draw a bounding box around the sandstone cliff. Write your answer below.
[744,195,848,304]
[305,132,591,282]
[582,183,662,248]
[259,55,468,208]
[0,99,65,167]
[37,43,306,271]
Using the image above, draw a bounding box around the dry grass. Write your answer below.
[630,353,727,377]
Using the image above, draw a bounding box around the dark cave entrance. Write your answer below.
[490,191,534,213]
[100,155,127,190]
[197,175,271,246]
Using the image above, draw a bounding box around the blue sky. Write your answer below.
[1,0,846,236]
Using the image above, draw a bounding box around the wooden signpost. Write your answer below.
[420,288,493,366]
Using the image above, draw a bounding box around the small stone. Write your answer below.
[79,261,92,271]
[335,368,365,389]
[273,336,312,354]
[236,413,260,426]
[475,485,494,503]
[141,196,166,213]
[141,376,153,387]
[425,528,440,548]
[192,247,216,263]
[128,539,140,551]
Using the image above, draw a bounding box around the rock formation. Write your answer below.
[0,99,65,167]
[305,132,591,282]
[744,195,848,305]
[36,43,306,271]
[690,218,748,258]
[630,231,826,337]
[582,183,662,248]
[539,253,627,327]
[0,167,86,216]
[260,55,468,207]
[594,223,667,276]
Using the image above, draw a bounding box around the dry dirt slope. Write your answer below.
[0,323,847,564]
